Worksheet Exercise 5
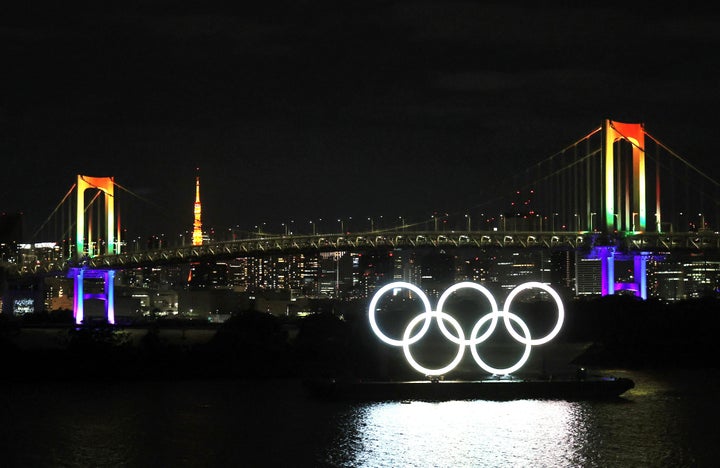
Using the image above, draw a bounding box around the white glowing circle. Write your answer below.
[436,281,499,345]
[368,281,433,346]
[402,311,465,376]
[502,281,565,346]
[470,311,532,375]
[367,281,564,376]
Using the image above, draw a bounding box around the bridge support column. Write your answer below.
[71,267,85,324]
[105,270,116,324]
[592,247,648,299]
[612,253,648,300]
[634,254,648,300]
[68,267,116,325]
[596,246,615,296]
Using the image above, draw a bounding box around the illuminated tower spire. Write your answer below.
[192,170,203,246]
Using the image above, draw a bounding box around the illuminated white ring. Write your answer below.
[436,281,500,345]
[502,281,564,346]
[368,281,433,346]
[367,281,564,376]
[470,311,532,375]
[402,310,465,376]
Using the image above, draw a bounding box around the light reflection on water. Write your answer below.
[327,399,588,467]
[0,370,718,466]
[325,369,717,467]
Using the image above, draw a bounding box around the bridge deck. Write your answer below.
[32,229,720,272]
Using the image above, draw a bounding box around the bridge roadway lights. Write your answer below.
[68,267,116,325]
[592,246,648,300]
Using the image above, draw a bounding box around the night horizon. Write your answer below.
[3,2,720,240]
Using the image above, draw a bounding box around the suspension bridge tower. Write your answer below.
[595,119,651,299]
[603,120,647,232]
[68,175,117,325]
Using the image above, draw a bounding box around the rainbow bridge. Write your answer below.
[18,119,720,324]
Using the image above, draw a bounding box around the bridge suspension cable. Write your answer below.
[30,183,76,241]
[644,131,720,187]
[112,180,168,212]
[460,126,603,221]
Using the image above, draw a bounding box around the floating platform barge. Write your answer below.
[305,376,635,402]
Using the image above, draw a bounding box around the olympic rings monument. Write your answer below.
[368,281,564,377]
[305,280,635,400]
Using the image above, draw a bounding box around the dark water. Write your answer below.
[1,369,718,467]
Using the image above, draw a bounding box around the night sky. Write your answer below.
[2,1,720,241]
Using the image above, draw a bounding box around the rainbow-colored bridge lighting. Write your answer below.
[368,281,564,376]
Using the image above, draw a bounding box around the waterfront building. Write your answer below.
[456,255,489,283]
[681,257,720,298]
[575,257,602,296]
[648,257,683,300]
[486,249,551,292]
[357,251,394,298]
[419,250,454,298]
[16,242,63,273]
[551,251,575,292]
[187,261,230,290]
[301,254,320,296]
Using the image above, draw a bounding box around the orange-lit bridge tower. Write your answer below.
[68,175,118,325]
[595,120,651,299]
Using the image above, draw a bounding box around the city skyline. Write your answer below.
[7,241,720,321]
[3,2,720,240]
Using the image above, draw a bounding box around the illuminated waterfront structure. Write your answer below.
[368,281,564,376]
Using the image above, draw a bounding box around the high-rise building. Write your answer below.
[227,257,260,290]
[318,252,340,297]
[357,250,395,298]
[419,250,455,298]
[575,257,601,296]
[551,251,575,291]
[301,254,320,296]
[187,261,229,290]
[682,257,720,298]
[648,257,683,300]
